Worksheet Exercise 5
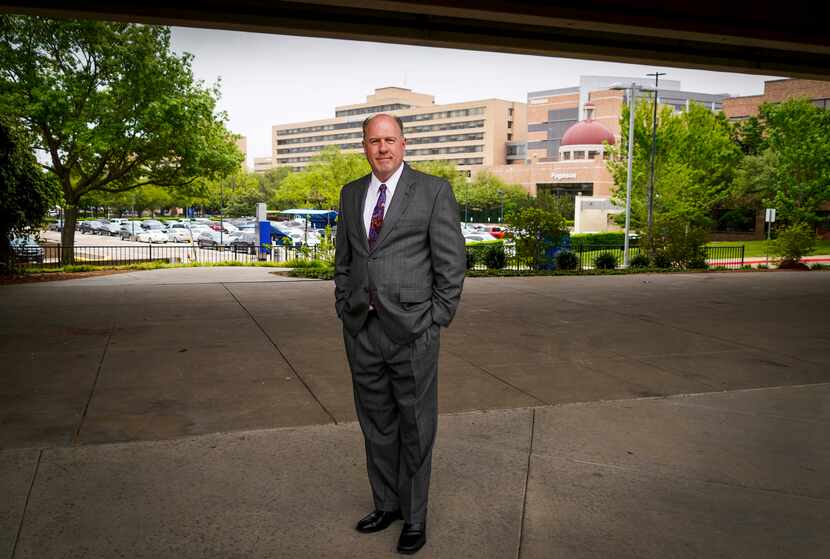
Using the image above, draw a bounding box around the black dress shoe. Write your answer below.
[355,509,403,533]
[397,523,426,555]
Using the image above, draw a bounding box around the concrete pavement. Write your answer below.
[1,269,829,557]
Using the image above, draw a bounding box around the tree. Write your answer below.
[0,16,242,261]
[608,101,742,253]
[272,147,369,209]
[755,100,830,225]
[504,206,566,270]
[411,160,468,193]
[0,120,60,268]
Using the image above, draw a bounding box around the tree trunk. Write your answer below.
[61,204,78,265]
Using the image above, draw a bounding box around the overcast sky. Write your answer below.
[169,27,781,168]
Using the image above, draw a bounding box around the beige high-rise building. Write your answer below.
[272,87,526,173]
[254,156,274,173]
[235,136,248,171]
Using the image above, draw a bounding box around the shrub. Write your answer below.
[687,255,708,269]
[484,244,506,269]
[594,251,618,270]
[571,232,626,246]
[652,252,673,268]
[466,247,481,270]
[555,250,578,270]
[629,254,650,268]
[770,222,817,264]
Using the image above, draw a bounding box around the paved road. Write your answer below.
[1,270,828,558]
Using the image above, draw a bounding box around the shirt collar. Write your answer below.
[369,162,405,196]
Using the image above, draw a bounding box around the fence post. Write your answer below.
[149,243,152,262]
[739,245,744,268]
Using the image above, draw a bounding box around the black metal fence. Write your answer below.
[10,244,330,269]
[465,243,745,272]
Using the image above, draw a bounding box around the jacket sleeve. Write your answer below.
[334,187,351,319]
[429,180,466,327]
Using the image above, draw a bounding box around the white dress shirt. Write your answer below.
[363,162,404,238]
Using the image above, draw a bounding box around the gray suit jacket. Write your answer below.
[334,163,466,344]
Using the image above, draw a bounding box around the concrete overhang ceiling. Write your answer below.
[1,0,827,78]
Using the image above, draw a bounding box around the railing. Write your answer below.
[9,244,331,269]
[465,243,745,272]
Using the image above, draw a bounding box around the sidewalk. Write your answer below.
[1,269,829,558]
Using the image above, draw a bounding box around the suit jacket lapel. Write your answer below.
[372,163,415,252]
[356,174,371,252]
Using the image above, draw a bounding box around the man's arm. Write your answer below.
[334,188,351,319]
[428,180,466,327]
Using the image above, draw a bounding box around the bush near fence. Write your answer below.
[464,243,744,272]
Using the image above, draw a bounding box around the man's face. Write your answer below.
[363,116,406,182]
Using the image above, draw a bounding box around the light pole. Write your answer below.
[610,82,655,267]
[645,71,666,249]
[497,189,504,223]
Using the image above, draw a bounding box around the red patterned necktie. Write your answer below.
[368,183,387,251]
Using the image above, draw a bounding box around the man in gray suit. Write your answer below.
[335,113,466,554]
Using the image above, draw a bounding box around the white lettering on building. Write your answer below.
[552,172,577,181]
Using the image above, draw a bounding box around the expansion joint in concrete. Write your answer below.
[517,408,536,559]
[11,448,42,559]
[448,350,549,406]
[74,323,115,445]
[220,283,338,425]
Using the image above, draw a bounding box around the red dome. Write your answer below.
[561,120,616,146]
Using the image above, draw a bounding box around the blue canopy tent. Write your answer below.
[280,209,338,229]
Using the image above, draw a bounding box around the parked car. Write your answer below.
[119,221,145,240]
[10,235,44,264]
[96,219,122,236]
[79,220,103,234]
[136,229,169,243]
[485,226,507,239]
[47,219,64,232]
[209,221,240,234]
[196,229,238,248]
[166,222,196,243]
[141,220,166,231]
[463,232,499,244]
[228,231,259,254]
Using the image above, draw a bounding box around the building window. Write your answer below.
[588,150,600,159]
[507,133,512,141]
[573,151,585,160]
[562,151,571,160]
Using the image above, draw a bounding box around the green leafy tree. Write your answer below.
[0,120,60,267]
[0,16,242,261]
[504,206,566,270]
[272,147,369,209]
[464,171,529,217]
[608,101,742,253]
[756,100,830,225]
[411,160,467,193]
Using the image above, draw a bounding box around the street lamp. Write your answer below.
[497,189,504,223]
[609,81,655,267]
[645,72,666,248]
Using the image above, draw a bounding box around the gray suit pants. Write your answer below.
[343,312,440,524]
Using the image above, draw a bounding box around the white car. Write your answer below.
[166,222,195,242]
[284,228,321,247]
[464,232,499,244]
[136,229,169,243]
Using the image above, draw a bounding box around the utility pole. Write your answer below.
[646,71,666,252]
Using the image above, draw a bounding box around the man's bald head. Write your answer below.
[362,114,405,140]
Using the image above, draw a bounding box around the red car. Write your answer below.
[486,226,506,239]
